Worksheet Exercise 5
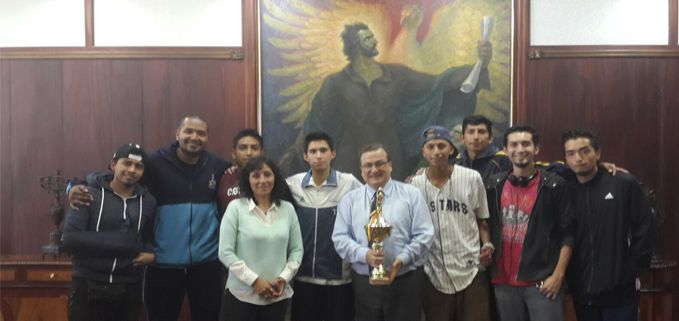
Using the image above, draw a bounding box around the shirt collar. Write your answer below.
[343,63,392,84]
[365,178,393,199]
[301,168,338,187]
[247,197,279,213]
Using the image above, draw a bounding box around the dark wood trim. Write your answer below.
[85,0,93,47]
[0,49,245,60]
[244,0,259,128]
[528,47,679,59]
[512,0,529,123]
[0,255,71,266]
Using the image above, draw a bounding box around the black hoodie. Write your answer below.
[565,170,653,306]
[62,172,156,283]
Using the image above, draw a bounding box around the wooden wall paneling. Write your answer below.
[523,56,679,260]
[62,59,144,180]
[661,56,679,320]
[0,60,12,253]
[222,59,249,160]
[524,58,663,183]
[659,58,679,260]
[242,0,259,128]
[141,60,232,159]
[9,60,64,254]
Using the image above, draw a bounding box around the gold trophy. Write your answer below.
[364,187,392,285]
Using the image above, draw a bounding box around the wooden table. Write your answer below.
[0,255,72,321]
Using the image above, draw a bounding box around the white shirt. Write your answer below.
[410,166,489,294]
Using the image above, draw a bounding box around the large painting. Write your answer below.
[260,0,512,180]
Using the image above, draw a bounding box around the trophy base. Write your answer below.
[369,276,390,285]
[42,244,63,259]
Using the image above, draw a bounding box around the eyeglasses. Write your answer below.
[361,161,388,170]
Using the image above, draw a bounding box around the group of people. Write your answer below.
[62,114,653,321]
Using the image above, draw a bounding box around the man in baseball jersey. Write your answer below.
[410,126,493,321]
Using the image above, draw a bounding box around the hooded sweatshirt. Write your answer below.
[62,172,156,283]
[453,145,512,182]
[144,141,230,268]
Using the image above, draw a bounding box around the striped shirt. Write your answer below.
[411,166,489,294]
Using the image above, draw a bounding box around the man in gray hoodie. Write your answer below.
[62,143,157,321]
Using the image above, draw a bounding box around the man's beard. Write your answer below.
[360,45,378,58]
[574,165,597,177]
[512,160,532,168]
[179,145,202,157]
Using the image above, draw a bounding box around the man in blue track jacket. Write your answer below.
[286,131,362,321]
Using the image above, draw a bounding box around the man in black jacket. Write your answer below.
[562,129,653,321]
[62,143,157,321]
[485,124,575,321]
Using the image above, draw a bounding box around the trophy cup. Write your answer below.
[39,170,71,258]
[364,187,392,285]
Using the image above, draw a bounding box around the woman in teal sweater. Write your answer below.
[219,156,303,321]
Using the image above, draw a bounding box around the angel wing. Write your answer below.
[398,0,512,127]
[262,0,392,127]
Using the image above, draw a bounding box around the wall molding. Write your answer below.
[0,49,245,60]
[529,47,679,59]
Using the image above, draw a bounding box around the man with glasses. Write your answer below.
[332,143,434,321]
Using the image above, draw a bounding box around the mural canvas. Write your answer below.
[260,0,512,180]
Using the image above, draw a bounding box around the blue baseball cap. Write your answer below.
[421,126,455,148]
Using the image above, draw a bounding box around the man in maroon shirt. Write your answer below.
[217,129,264,215]
[485,124,575,321]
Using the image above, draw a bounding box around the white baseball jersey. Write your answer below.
[410,165,489,294]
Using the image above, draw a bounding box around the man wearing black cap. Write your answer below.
[410,126,493,321]
[62,143,157,321]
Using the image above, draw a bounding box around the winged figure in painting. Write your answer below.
[262,0,511,179]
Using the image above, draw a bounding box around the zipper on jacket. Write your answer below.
[187,157,209,266]
[585,186,595,299]
[311,187,321,278]
[189,180,193,265]
[312,206,318,278]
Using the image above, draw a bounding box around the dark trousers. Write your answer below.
[220,289,288,321]
[351,267,424,321]
[68,276,143,321]
[291,280,355,321]
[423,271,491,321]
[574,301,639,321]
[144,259,222,321]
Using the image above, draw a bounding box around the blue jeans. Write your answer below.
[573,301,639,321]
[493,283,565,321]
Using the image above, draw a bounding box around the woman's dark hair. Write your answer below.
[239,156,294,206]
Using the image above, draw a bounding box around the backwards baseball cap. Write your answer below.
[421,126,455,148]
[112,143,148,165]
